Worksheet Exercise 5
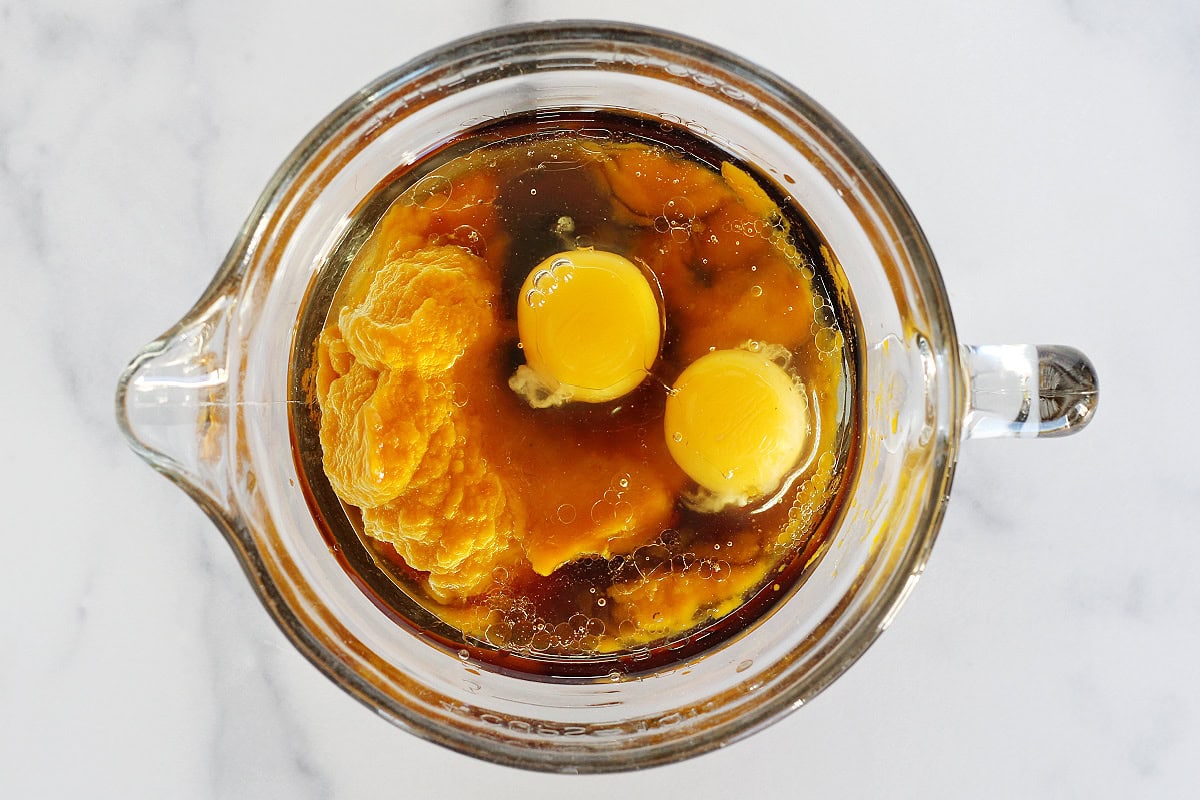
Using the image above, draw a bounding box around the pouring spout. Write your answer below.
[116,296,233,511]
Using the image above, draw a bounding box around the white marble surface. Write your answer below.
[3,0,1198,796]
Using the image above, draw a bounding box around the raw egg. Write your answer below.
[664,347,808,502]
[515,249,661,404]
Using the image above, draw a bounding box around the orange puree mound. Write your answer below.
[338,246,495,375]
[363,417,523,601]
[316,244,521,598]
[318,360,437,509]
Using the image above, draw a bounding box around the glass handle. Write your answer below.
[115,296,233,511]
[961,344,1098,440]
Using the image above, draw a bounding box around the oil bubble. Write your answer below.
[663,195,696,221]
[452,224,484,253]
[557,503,577,524]
[484,624,511,647]
[408,174,452,209]
[509,621,534,648]
[750,285,763,298]
[815,327,842,353]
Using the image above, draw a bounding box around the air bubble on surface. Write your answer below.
[524,288,545,309]
[663,195,696,221]
[815,327,842,354]
[408,174,452,209]
[451,224,484,254]
[484,624,511,648]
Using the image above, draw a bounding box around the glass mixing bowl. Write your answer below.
[116,21,1097,772]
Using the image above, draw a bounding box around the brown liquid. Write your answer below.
[289,110,861,681]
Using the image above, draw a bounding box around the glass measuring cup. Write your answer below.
[115,22,1098,772]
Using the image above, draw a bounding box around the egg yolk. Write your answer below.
[664,347,808,501]
[516,249,661,404]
